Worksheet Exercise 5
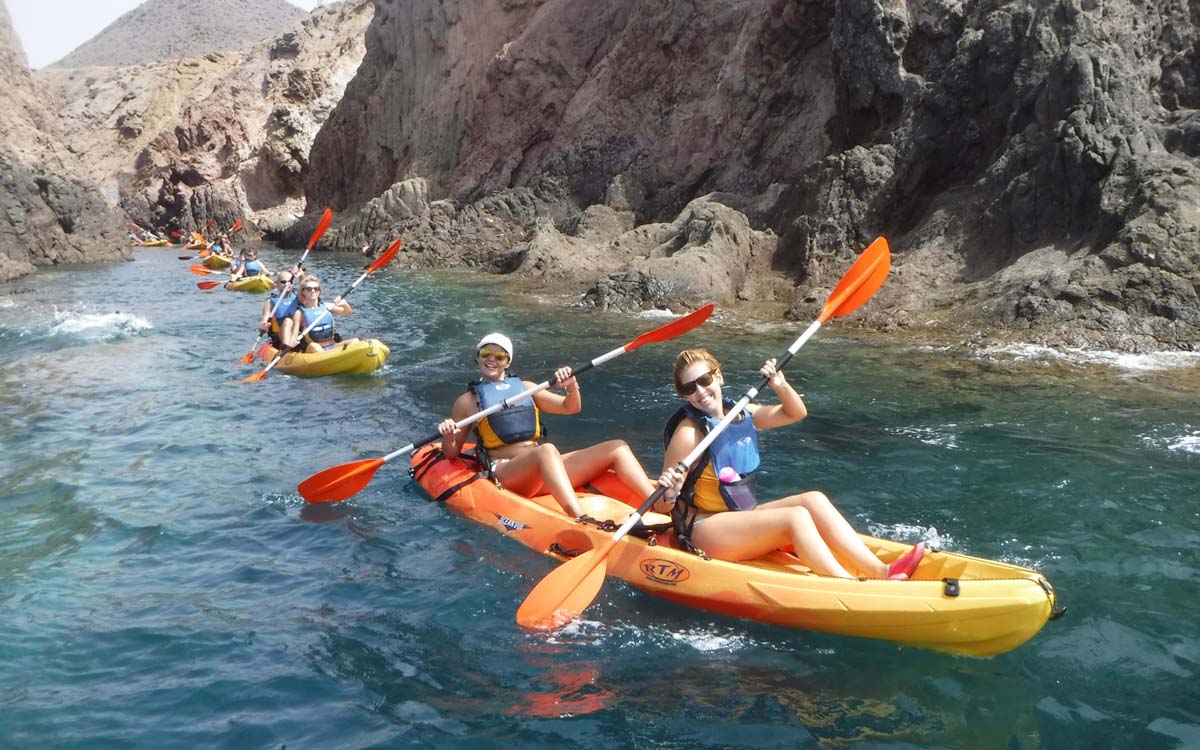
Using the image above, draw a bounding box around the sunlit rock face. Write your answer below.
[0,1,125,283]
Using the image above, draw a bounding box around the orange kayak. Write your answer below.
[409,445,1061,656]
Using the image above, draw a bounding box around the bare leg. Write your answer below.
[691,506,856,577]
[493,443,584,517]
[560,440,655,497]
[760,492,888,578]
[280,319,296,349]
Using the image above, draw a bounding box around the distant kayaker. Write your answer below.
[436,333,656,519]
[258,271,299,348]
[228,247,271,282]
[657,347,924,579]
[286,275,358,353]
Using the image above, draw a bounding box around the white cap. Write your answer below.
[476,333,513,362]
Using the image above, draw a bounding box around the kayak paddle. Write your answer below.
[297,303,716,505]
[238,237,401,383]
[235,212,334,364]
[515,237,892,630]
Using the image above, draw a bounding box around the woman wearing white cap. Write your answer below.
[436,332,656,518]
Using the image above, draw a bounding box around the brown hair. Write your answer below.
[673,348,722,395]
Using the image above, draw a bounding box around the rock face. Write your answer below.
[42,0,372,236]
[303,0,1200,351]
[50,0,306,68]
[0,1,125,283]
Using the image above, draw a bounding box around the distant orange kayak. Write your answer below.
[410,445,1062,656]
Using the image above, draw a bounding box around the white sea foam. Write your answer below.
[1141,428,1200,456]
[48,309,153,341]
[637,308,677,319]
[0,299,14,309]
[665,628,754,653]
[886,425,960,449]
[974,343,1200,372]
[867,522,951,551]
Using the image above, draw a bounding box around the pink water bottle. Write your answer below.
[718,467,738,484]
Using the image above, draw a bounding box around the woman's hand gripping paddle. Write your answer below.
[235,211,332,364]
[515,237,892,631]
[238,236,402,383]
[296,304,716,505]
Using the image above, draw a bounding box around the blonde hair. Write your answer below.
[673,348,722,395]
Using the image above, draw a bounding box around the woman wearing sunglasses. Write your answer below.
[658,348,924,579]
[286,275,359,353]
[436,333,656,519]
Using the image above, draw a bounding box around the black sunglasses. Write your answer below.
[678,370,716,396]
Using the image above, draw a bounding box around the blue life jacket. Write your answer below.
[663,397,760,512]
[299,303,334,344]
[243,260,263,276]
[268,291,298,330]
[469,376,543,449]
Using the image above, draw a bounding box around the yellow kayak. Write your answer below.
[410,445,1063,657]
[131,239,170,247]
[257,339,390,377]
[224,275,273,293]
[202,254,233,269]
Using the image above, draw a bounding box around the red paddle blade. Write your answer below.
[366,238,402,274]
[197,280,222,290]
[230,219,244,234]
[205,219,215,229]
[517,546,610,629]
[625,303,713,352]
[818,236,891,323]
[170,231,183,238]
[298,458,386,504]
[307,208,333,250]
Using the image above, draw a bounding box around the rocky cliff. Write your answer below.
[0,1,125,283]
[50,0,306,68]
[42,0,372,236]
[301,0,1200,352]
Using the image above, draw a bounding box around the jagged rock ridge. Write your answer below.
[50,0,306,68]
[0,0,125,283]
[301,0,1200,352]
[42,0,372,236]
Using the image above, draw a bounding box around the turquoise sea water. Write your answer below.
[1,246,1198,749]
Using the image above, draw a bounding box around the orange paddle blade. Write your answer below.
[189,264,213,275]
[625,303,713,352]
[237,350,256,364]
[298,458,387,504]
[516,546,611,629]
[818,236,891,323]
[230,219,244,234]
[308,208,333,249]
[197,280,222,290]
[240,369,268,383]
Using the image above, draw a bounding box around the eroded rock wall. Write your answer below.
[42,0,372,236]
[306,0,1200,351]
[0,1,125,283]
